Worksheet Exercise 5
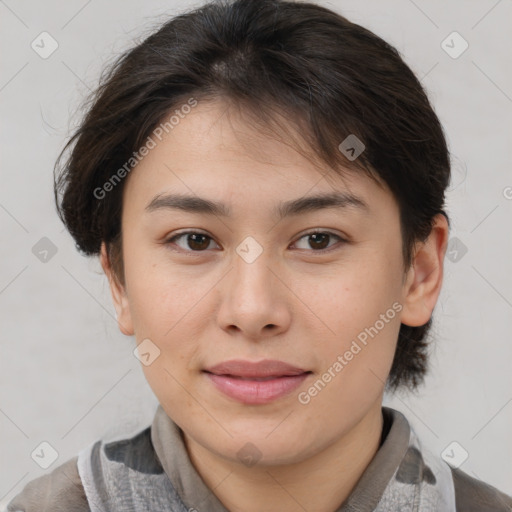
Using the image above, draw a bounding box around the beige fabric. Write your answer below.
[6,456,89,512]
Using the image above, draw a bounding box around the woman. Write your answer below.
[8,0,512,510]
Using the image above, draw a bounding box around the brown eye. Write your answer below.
[167,231,218,251]
[307,233,330,250]
[293,231,345,252]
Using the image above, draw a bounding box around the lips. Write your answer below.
[203,359,312,404]
[203,359,308,378]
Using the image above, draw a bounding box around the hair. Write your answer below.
[54,0,451,393]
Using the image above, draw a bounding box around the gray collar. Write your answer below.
[151,405,229,511]
[149,405,431,511]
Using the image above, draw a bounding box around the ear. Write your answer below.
[400,213,449,327]
[100,242,134,336]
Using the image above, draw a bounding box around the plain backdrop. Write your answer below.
[1,0,511,507]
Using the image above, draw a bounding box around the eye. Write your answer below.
[165,231,219,252]
[164,229,346,253]
[292,230,346,252]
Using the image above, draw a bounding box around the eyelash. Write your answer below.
[164,229,347,254]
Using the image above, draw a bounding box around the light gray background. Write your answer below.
[1,0,511,508]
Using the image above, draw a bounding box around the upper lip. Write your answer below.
[203,359,309,378]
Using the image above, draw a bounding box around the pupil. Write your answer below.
[189,234,209,250]
[310,233,328,249]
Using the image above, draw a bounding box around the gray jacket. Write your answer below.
[7,405,512,511]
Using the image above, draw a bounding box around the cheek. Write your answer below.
[300,279,401,421]
[301,253,402,334]
[297,253,403,387]
[122,256,208,397]
[130,268,205,409]
[123,246,209,336]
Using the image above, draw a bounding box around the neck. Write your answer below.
[183,401,384,512]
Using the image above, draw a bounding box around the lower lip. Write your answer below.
[204,372,310,404]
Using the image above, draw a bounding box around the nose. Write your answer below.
[216,248,292,340]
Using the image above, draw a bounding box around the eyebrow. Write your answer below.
[145,191,370,219]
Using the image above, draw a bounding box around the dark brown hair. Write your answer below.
[54,0,451,393]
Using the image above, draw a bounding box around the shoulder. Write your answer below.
[451,466,512,511]
[6,456,90,512]
[6,425,161,512]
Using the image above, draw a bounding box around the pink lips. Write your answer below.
[203,359,311,404]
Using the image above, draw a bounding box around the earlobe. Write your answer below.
[400,214,449,327]
[99,242,135,336]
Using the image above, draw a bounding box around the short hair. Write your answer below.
[54,0,451,393]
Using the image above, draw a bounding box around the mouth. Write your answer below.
[203,358,310,378]
[202,359,312,404]
[208,374,301,381]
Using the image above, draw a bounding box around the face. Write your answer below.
[104,99,433,467]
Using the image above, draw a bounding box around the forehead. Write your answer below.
[122,99,393,217]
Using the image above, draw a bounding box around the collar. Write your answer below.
[149,404,445,511]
